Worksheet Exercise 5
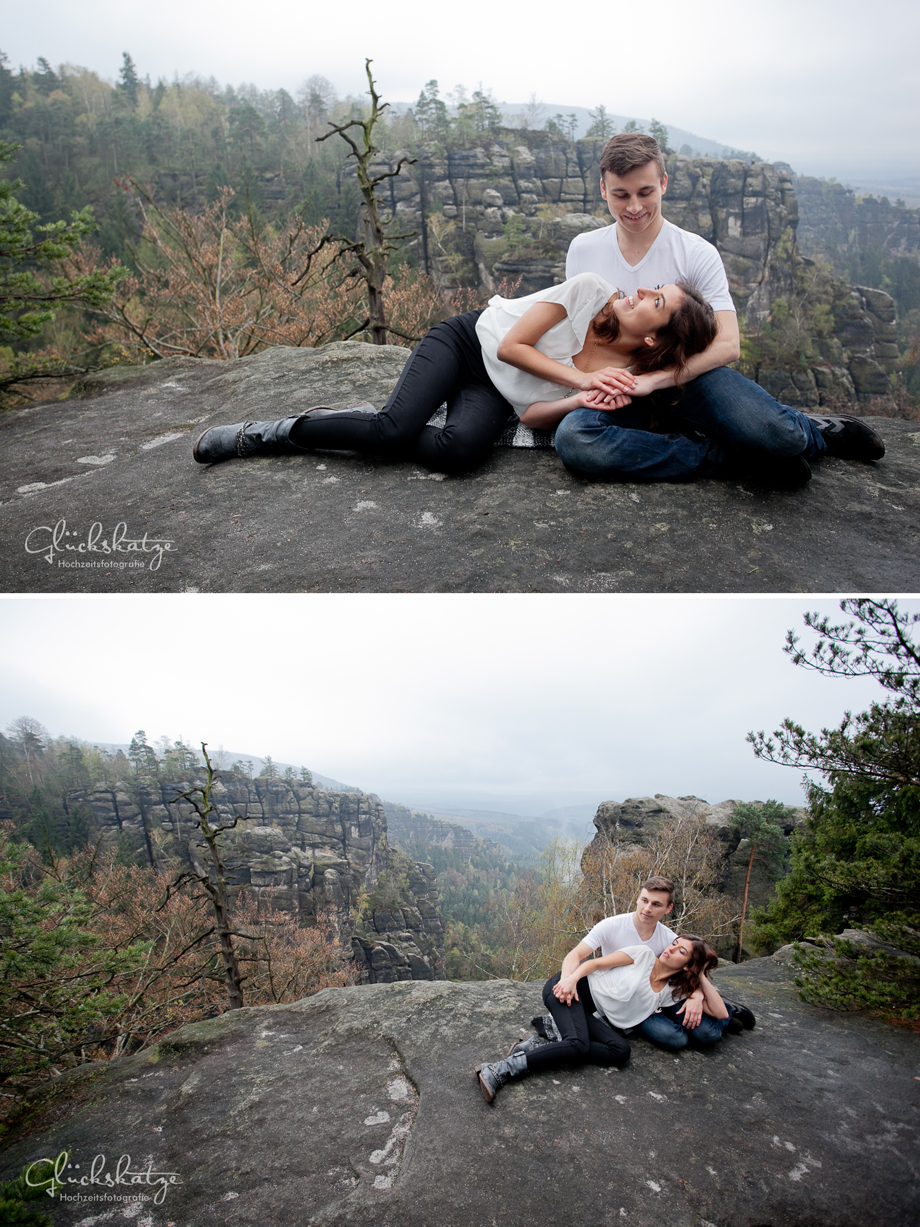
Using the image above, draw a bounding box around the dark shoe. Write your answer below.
[531,1013,562,1042]
[808,414,885,461]
[506,1033,544,1058]
[475,1052,527,1103]
[723,999,756,1033]
[193,414,320,464]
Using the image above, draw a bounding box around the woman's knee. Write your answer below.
[415,432,491,474]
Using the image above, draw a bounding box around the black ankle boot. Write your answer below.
[475,1052,528,1103]
[193,413,326,464]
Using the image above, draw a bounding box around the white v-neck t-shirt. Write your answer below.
[582,912,676,957]
[565,218,735,313]
[588,944,677,1028]
[475,272,615,418]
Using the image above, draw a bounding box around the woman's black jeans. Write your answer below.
[289,310,514,474]
[525,972,631,1072]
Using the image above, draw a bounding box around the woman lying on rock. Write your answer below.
[476,934,729,1102]
[193,272,716,475]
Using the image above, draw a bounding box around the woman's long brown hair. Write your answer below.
[665,934,720,1000]
[593,282,717,383]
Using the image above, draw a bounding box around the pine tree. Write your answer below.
[0,142,124,396]
[749,598,920,1017]
[118,53,140,108]
[730,800,793,959]
[586,105,615,140]
[649,118,670,151]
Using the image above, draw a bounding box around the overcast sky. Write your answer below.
[0,595,911,817]
[4,0,918,181]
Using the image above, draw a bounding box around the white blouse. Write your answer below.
[475,272,617,418]
[587,944,677,1029]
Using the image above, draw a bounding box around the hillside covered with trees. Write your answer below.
[2,50,918,409]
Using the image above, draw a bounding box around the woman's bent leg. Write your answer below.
[289,312,509,471]
[409,377,512,474]
[526,975,629,1072]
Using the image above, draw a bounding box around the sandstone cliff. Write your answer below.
[368,134,900,406]
[65,772,445,984]
[1,953,915,1226]
[384,801,506,862]
[795,175,920,267]
[587,793,805,951]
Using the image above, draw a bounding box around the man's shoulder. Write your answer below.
[569,223,615,250]
[595,912,637,935]
[660,218,721,259]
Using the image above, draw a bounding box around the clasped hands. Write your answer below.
[575,367,654,412]
[552,973,581,1006]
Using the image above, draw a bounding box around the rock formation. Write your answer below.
[384,802,506,862]
[587,793,805,941]
[64,772,445,984]
[1,951,915,1226]
[1,346,915,594]
[795,175,920,267]
[367,134,900,405]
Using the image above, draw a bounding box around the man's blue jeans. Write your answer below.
[553,366,827,481]
[638,1004,730,1050]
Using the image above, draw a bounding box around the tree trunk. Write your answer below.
[736,843,755,962]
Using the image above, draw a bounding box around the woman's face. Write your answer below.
[610,284,684,343]
[659,937,694,970]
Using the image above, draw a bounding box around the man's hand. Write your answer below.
[676,992,704,1028]
[625,373,658,398]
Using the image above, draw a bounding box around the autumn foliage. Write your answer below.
[0,829,355,1104]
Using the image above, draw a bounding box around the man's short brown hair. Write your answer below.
[640,875,675,903]
[599,133,667,180]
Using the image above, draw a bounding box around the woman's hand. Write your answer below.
[583,366,637,399]
[580,388,632,412]
[553,973,581,1006]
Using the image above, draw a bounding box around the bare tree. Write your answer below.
[166,744,244,1010]
[302,59,417,344]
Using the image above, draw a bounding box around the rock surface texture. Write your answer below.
[2,954,916,1227]
[64,771,445,984]
[1,346,915,594]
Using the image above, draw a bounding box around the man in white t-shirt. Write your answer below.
[544,873,755,1041]
[555,134,885,487]
[554,875,678,1001]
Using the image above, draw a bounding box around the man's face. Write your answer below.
[635,889,673,924]
[601,163,668,236]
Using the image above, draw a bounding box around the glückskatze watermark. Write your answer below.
[24,1150,181,1205]
[24,519,176,572]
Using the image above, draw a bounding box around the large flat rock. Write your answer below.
[1,344,916,592]
[1,952,917,1227]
